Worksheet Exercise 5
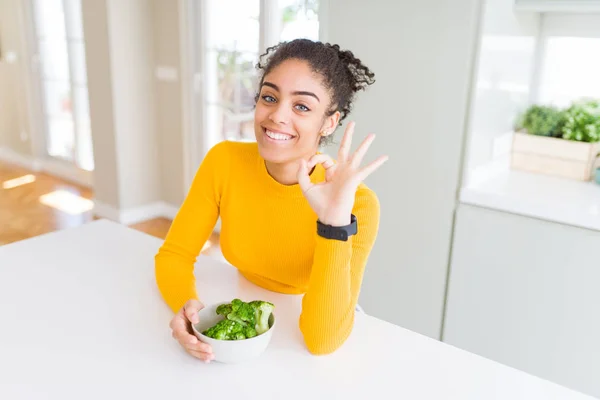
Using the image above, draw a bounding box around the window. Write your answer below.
[537,37,600,107]
[279,0,320,43]
[201,0,320,150]
[534,14,600,107]
[31,0,94,171]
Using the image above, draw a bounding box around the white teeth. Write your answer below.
[266,130,293,141]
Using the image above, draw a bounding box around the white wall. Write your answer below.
[106,0,159,210]
[325,0,482,338]
[463,0,540,180]
[81,0,161,213]
[82,0,120,207]
[152,0,186,207]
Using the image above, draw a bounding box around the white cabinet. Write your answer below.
[444,204,600,398]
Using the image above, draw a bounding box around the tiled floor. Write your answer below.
[0,160,221,256]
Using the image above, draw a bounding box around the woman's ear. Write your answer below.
[320,111,341,137]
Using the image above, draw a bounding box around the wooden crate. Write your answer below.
[511,132,599,181]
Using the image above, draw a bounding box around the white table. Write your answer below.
[0,220,594,399]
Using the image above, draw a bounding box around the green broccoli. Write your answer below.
[249,300,275,335]
[233,332,246,340]
[226,298,256,327]
[202,319,246,340]
[202,299,275,340]
[202,319,232,340]
[215,303,233,316]
[244,325,257,338]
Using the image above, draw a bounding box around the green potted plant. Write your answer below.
[511,99,600,181]
[561,100,600,142]
[514,105,565,138]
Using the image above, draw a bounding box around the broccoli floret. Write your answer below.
[244,325,257,338]
[225,319,245,340]
[202,319,232,340]
[215,303,233,316]
[249,301,275,335]
[203,319,246,340]
[215,299,255,327]
[226,298,256,327]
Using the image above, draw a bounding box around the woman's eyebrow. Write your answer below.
[262,81,320,102]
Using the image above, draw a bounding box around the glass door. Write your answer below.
[31,0,94,172]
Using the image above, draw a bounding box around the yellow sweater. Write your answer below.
[155,140,380,354]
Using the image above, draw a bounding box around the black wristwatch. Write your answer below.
[316,214,358,241]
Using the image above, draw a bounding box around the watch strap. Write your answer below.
[316,214,357,241]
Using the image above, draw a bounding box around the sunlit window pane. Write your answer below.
[70,41,88,85]
[33,0,66,38]
[205,0,260,53]
[76,120,94,171]
[539,37,600,107]
[206,49,259,110]
[47,117,75,161]
[279,0,319,42]
[43,81,73,118]
[64,0,84,40]
[38,38,70,81]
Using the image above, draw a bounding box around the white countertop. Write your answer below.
[461,166,600,231]
[0,220,594,399]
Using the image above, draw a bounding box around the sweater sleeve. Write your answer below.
[298,187,381,354]
[154,141,230,313]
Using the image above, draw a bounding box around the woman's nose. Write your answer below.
[268,104,290,125]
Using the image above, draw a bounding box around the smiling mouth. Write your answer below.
[263,128,296,141]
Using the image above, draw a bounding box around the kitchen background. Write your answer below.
[0,0,599,397]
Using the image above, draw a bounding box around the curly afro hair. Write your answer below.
[255,39,375,145]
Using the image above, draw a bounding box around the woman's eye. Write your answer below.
[262,95,276,103]
[295,104,310,112]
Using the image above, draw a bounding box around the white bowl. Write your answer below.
[192,301,276,364]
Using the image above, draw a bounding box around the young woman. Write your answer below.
[155,39,388,362]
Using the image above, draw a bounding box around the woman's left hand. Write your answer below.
[297,121,389,227]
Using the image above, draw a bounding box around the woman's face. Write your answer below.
[254,59,339,164]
